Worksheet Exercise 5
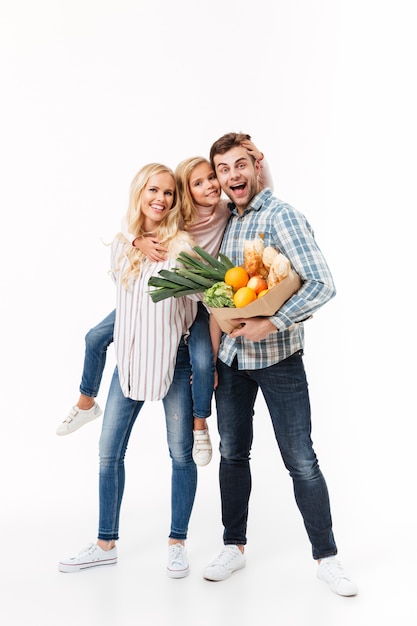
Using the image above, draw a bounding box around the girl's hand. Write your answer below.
[133,236,168,262]
[241,140,264,163]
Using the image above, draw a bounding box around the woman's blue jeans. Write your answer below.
[80,303,214,418]
[214,351,337,561]
[98,338,197,541]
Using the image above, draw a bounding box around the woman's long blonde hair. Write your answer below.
[175,156,211,230]
[117,163,184,287]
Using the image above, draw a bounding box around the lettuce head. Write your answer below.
[204,281,235,308]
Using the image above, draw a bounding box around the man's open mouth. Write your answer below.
[231,183,246,195]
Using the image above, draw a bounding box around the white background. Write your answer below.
[1,1,416,624]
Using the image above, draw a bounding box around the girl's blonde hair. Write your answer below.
[118,163,184,287]
[175,156,211,230]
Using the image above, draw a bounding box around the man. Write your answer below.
[203,132,357,597]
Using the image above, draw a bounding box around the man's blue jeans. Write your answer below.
[214,351,337,560]
[80,303,214,418]
[98,338,197,541]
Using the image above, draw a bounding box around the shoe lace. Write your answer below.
[214,546,240,566]
[322,559,349,581]
[169,543,185,566]
[78,543,97,557]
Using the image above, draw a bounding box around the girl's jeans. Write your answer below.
[79,310,115,398]
[98,338,197,541]
[79,303,214,418]
[186,302,214,418]
[214,351,337,561]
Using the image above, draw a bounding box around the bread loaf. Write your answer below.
[262,246,279,270]
[267,253,291,288]
[244,238,268,278]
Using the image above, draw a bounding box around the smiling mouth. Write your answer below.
[230,183,246,193]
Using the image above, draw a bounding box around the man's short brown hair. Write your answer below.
[209,132,252,168]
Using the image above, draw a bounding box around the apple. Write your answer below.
[247,275,268,294]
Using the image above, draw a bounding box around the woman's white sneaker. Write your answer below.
[167,543,189,578]
[58,542,117,573]
[56,402,102,436]
[317,556,358,596]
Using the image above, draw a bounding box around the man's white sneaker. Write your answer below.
[58,542,117,573]
[56,402,102,436]
[192,429,212,466]
[167,543,189,578]
[203,545,246,581]
[317,556,358,596]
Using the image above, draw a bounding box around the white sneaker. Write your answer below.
[203,545,246,581]
[317,556,358,596]
[192,429,212,466]
[56,402,102,436]
[167,543,189,578]
[58,542,117,573]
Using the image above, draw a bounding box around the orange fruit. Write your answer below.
[233,286,257,308]
[224,266,249,291]
[258,289,269,298]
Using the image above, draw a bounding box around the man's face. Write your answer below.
[213,146,261,213]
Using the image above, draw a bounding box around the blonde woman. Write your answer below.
[59,163,199,578]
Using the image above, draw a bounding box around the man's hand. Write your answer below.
[229,317,277,342]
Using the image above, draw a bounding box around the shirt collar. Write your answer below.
[227,187,273,217]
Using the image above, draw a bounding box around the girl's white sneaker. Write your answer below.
[56,402,102,435]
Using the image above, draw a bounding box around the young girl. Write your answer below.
[59,162,200,577]
[56,142,272,467]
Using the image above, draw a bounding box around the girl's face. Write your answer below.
[140,172,176,230]
[188,162,221,209]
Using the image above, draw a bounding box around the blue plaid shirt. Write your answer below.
[218,188,336,369]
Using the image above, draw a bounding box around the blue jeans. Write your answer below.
[186,302,214,419]
[80,310,115,397]
[98,338,197,541]
[80,303,214,418]
[214,351,337,560]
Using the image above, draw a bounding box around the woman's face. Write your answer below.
[188,162,221,209]
[140,172,176,230]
